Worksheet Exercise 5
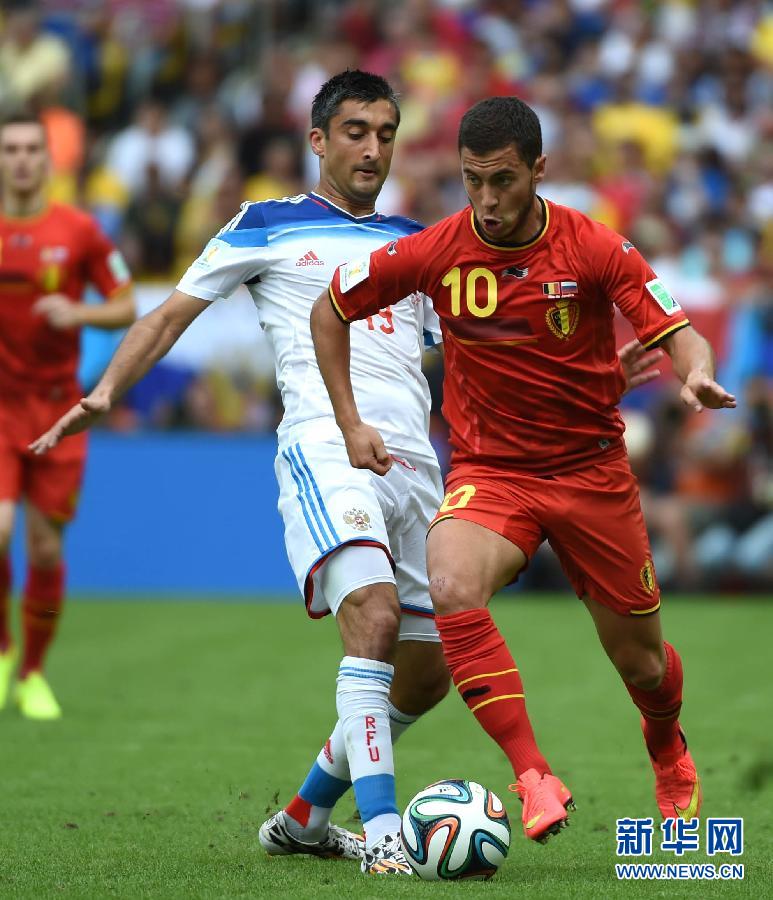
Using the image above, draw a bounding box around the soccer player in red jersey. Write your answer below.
[0,112,135,719]
[310,96,736,841]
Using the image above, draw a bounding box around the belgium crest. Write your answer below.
[640,559,656,595]
[546,298,579,340]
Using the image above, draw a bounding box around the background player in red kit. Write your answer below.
[0,112,135,719]
[311,97,735,842]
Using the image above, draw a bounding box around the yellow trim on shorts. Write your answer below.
[630,600,661,616]
[427,513,455,534]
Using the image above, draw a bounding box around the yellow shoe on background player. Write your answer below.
[643,721,702,821]
[15,671,62,720]
[511,768,575,843]
[0,645,17,709]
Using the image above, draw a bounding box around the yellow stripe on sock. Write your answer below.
[456,668,518,690]
[470,693,524,713]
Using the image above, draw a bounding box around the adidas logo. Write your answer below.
[296,250,324,267]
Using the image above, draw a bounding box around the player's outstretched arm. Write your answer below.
[30,290,208,454]
[618,339,662,394]
[310,290,391,475]
[661,325,737,413]
[33,288,136,331]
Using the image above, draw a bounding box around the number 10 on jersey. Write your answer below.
[441,267,498,318]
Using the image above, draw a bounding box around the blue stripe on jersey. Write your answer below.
[286,445,337,549]
[298,762,351,806]
[217,228,269,248]
[217,194,423,247]
[423,328,436,349]
[294,444,340,545]
[282,448,326,553]
[352,773,399,821]
[268,220,418,244]
[309,192,424,235]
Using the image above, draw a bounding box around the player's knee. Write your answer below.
[614,645,666,689]
[429,572,485,615]
[339,583,401,660]
[357,604,401,660]
[0,530,11,556]
[27,535,63,570]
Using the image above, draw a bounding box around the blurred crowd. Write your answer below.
[1,0,771,589]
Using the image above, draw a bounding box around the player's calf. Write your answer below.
[0,644,16,710]
[389,639,449,716]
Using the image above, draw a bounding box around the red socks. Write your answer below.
[436,608,551,779]
[625,641,683,756]
[0,556,10,652]
[285,794,312,827]
[20,564,65,677]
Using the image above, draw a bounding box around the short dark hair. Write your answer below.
[458,97,542,167]
[0,110,46,140]
[1,110,44,130]
[311,69,400,134]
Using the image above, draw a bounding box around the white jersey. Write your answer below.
[177,192,441,460]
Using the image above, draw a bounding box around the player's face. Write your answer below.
[461,144,546,243]
[311,99,398,204]
[0,123,49,197]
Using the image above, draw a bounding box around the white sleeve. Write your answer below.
[176,236,271,303]
[421,293,443,348]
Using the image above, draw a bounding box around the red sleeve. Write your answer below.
[82,217,132,298]
[329,234,425,322]
[597,232,689,349]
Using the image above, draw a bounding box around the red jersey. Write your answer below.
[0,202,131,391]
[330,199,690,475]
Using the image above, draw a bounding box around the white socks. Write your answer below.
[284,658,421,847]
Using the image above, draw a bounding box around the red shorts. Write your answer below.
[429,456,660,616]
[0,385,87,522]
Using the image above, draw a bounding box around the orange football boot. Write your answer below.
[511,768,575,843]
[642,720,702,821]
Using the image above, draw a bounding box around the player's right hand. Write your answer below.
[29,394,112,455]
[342,422,392,475]
[681,370,737,413]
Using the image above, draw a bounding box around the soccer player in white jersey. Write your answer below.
[32,71,659,874]
[30,71,450,876]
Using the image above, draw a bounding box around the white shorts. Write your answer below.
[275,439,443,641]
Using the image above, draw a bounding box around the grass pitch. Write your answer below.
[0,594,770,899]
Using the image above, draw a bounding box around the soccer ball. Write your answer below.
[401,779,510,880]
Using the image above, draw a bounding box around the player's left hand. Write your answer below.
[618,340,662,394]
[33,294,83,329]
[29,393,112,455]
[681,370,737,413]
